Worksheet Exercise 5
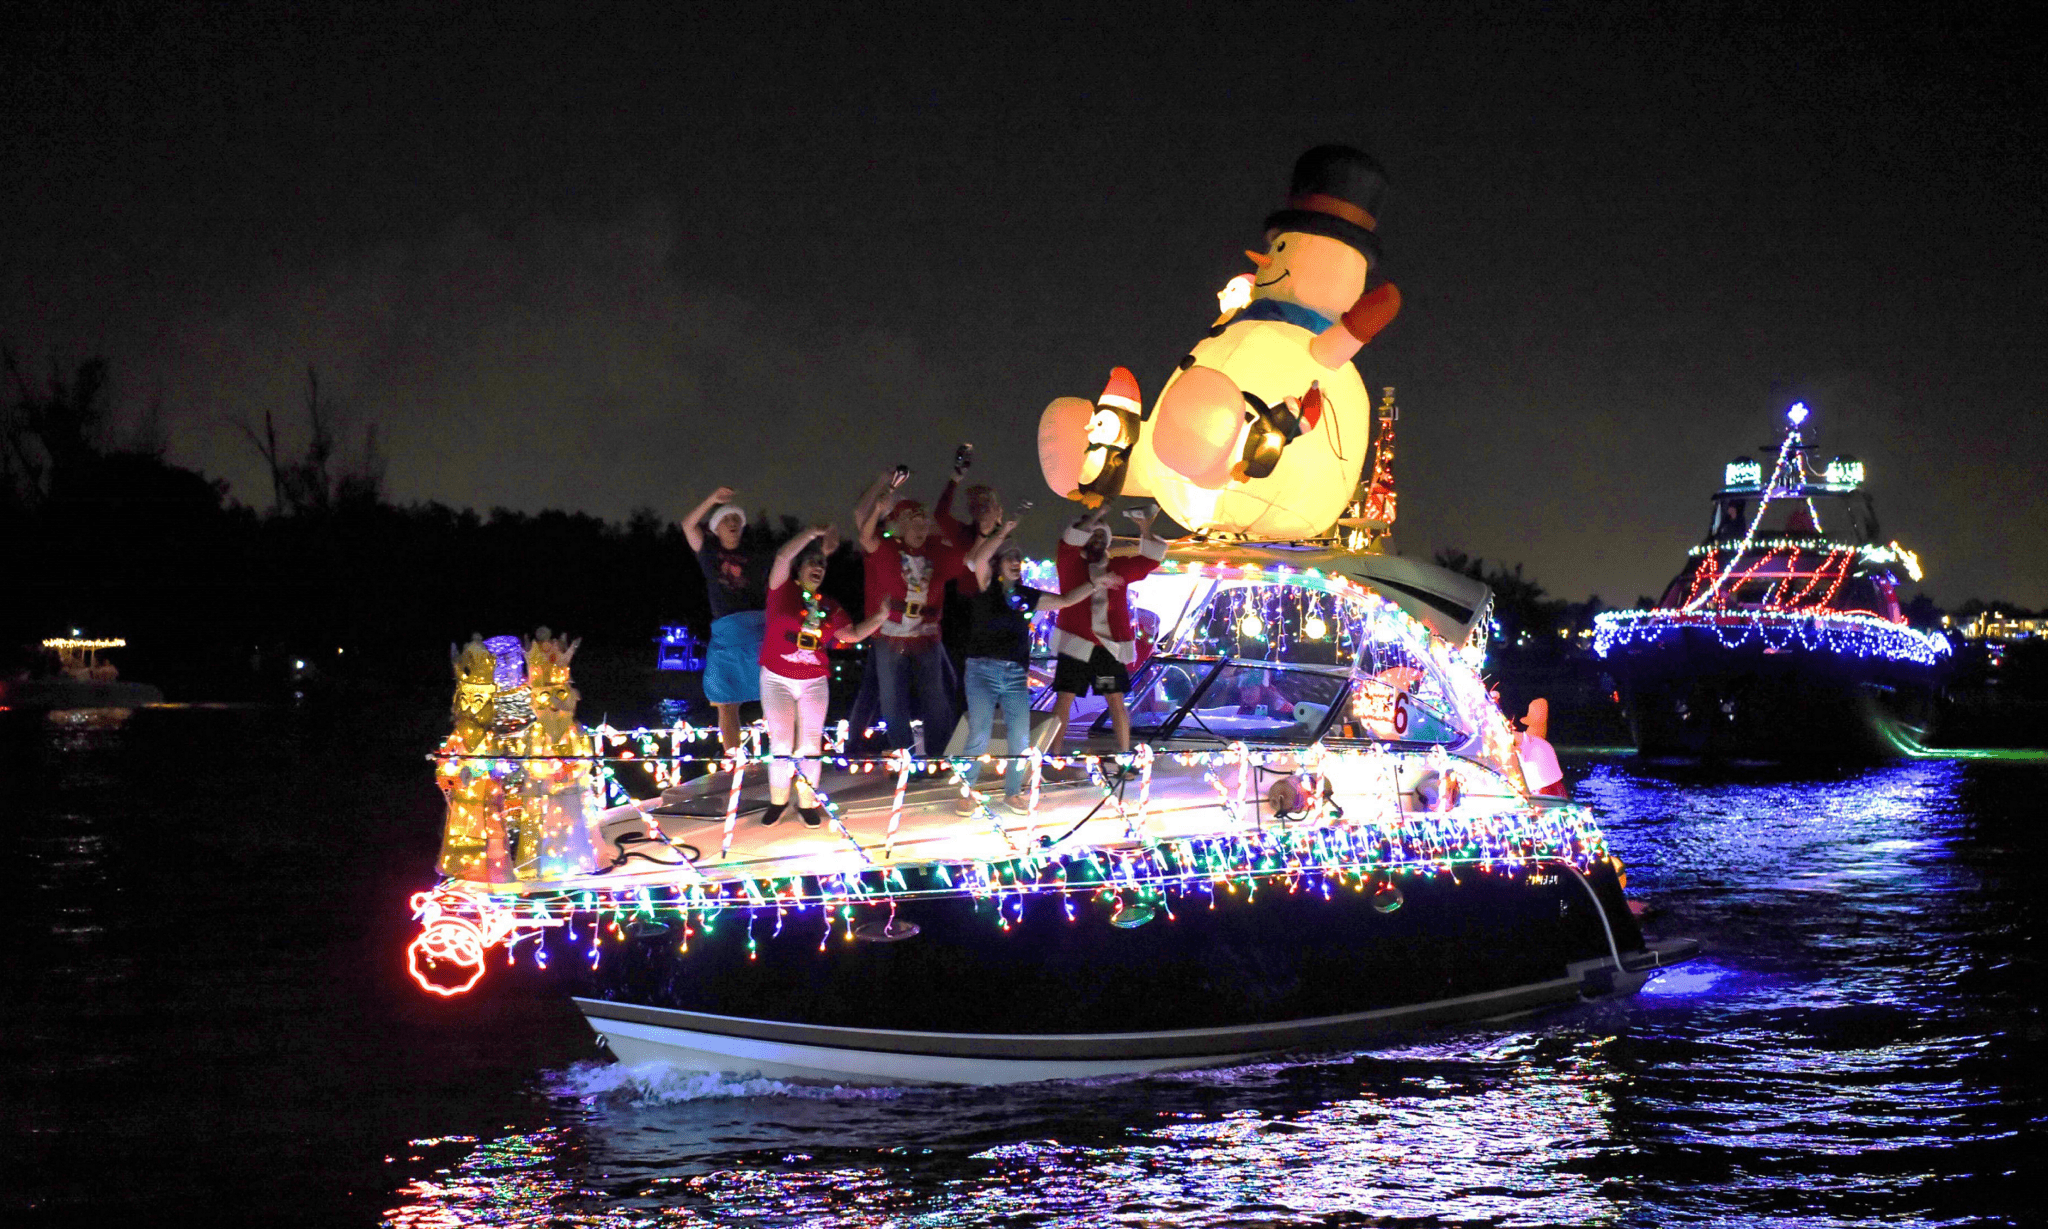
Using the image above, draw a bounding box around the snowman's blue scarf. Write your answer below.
[1232,299,1336,334]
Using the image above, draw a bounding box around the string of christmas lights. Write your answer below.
[1590,608,1949,666]
[407,790,1618,994]
[410,558,1556,994]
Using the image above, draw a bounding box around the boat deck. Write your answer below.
[467,737,1533,897]
[608,755,1267,886]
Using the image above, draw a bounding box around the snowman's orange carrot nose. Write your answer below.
[1244,249,1272,269]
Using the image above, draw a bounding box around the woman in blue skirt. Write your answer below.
[684,486,770,751]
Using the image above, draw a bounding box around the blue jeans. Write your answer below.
[961,657,1032,797]
[874,637,951,752]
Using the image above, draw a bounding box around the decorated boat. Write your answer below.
[403,144,1693,1085]
[0,636,163,712]
[1592,402,1950,759]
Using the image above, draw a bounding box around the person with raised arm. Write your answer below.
[933,443,1006,701]
[953,518,1113,815]
[1049,502,1169,755]
[757,524,888,828]
[683,485,770,752]
[933,443,1006,571]
[844,466,909,743]
[857,472,966,753]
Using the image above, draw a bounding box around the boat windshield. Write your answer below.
[1098,655,1350,745]
[1709,488,1876,546]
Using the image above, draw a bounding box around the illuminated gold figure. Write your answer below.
[519,628,607,877]
[436,638,513,881]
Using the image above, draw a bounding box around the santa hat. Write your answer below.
[1096,367,1141,414]
[708,503,746,530]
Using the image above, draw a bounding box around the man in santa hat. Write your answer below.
[1048,501,1169,756]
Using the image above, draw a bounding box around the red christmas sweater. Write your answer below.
[759,580,850,680]
[1053,525,1166,665]
[862,536,965,642]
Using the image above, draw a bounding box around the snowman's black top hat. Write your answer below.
[1263,145,1387,266]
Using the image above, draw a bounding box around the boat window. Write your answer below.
[1830,576,1890,618]
[1710,498,1748,540]
[1335,632,1464,744]
[1103,658,1346,745]
[1341,675,1462,744]
[1169,583,1362,668]
[1113,656,1222,740]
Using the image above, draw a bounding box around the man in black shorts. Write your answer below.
[1048,503,1168,753]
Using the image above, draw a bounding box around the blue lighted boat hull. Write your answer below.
[1604,628,1944,760]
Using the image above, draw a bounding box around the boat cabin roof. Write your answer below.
[1158,543,1493,645]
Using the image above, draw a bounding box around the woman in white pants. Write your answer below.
[757,525,888,826]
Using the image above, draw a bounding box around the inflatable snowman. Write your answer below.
[1039,145,1401,540]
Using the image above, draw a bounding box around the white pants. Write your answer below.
[760,669,829,799]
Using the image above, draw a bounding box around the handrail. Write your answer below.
[1552,859,1623,973]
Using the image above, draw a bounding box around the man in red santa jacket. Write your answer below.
[1050,502,1169,754]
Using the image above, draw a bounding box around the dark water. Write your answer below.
[4,705,2043,1227]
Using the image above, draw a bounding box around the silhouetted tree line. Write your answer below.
[1431,548,1612,659]
[2,354,852,690]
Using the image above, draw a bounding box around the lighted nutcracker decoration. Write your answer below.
[436,637,517,882]
[518,628,608,878]
[1039,145,1402,541]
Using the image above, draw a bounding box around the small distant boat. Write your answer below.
[1593,403,1949,760]
[1,636,164,711]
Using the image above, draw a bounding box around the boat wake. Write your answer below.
[545,1059,907,1105]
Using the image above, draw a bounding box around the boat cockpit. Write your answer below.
[1049,550,1499,767]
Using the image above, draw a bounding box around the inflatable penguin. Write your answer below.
[1040,366,1143,508]
[1039,146,1402,539]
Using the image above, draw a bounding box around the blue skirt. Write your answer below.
[704,611,767,704]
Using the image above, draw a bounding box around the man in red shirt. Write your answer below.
[1050,503,1168,754]
[858,493,967,752]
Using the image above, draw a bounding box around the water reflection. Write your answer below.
[387,1035,1628,1227]
[9,707,2037,1225]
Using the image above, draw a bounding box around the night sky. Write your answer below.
[6,2,2044,607]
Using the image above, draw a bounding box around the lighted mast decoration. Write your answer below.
[1592,401,1948,667]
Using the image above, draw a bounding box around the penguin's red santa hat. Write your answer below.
[1096,367,1141,414]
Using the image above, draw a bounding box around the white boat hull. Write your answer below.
[572,951,1671,1086]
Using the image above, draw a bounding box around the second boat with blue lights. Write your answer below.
[1593,403,1950,760]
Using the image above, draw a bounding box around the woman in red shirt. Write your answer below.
[758,525,888,827]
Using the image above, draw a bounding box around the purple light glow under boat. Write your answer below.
[1640,963,1732,997]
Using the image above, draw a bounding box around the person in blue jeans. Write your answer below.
[955,519,1111,814]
